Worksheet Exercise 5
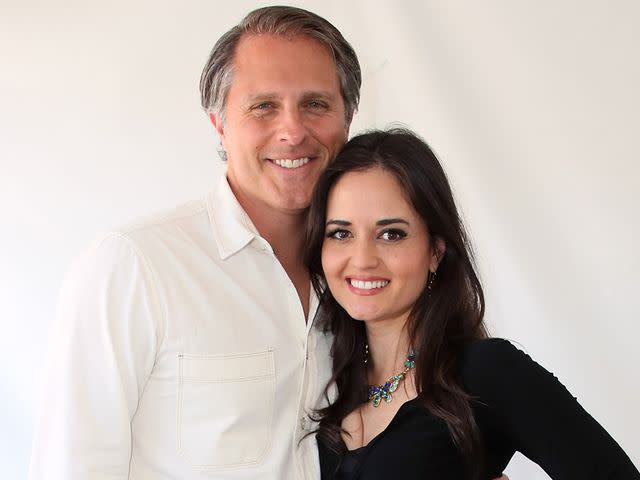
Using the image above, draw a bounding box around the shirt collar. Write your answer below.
[207,174,260,260]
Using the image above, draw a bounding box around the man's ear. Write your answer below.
[430,237,446,272]
[209,112,225,140]
[344,116,353,139]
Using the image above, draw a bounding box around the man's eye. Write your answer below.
[326,229,351,240]
[379,229,407,241]
[307,100,327,109]
[251,102,274,112]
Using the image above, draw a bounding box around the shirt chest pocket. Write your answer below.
[177,350,275,469]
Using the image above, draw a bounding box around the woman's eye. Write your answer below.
[326,229,351,240]
[379,229,407,241]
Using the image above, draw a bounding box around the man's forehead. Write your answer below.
[228,33,343,101]
[233,32,335,65]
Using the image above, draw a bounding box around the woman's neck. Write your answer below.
[365,317,412,386]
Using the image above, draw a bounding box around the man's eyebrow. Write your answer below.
[376,218,409,226]
[244,93,279,103]
[301,91,338,101]
[244,91,338,103]
[326,219,351,226]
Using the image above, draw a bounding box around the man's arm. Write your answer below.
[29,233,161,480]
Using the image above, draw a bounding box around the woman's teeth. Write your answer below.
[350,279,389,289]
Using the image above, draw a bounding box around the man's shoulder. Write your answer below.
[117,196,209,239]
[74,195,213,272]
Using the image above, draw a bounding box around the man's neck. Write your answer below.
[235,190,310,318]
[244,203,306,262]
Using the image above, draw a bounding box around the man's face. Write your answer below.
[211,33,349,216]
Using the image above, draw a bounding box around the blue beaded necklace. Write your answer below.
[367,350,416,407]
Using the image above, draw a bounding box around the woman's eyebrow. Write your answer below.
[376,218,409,226]
[326,219,351,226]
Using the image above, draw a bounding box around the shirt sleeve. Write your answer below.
[28,233,162,480]
[462,338,640,479]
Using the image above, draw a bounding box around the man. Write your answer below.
[29,6,359,480]
[29,6,509,480]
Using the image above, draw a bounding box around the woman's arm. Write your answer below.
[462,338,639,479]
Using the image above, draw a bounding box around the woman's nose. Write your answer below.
[350,239,379,269]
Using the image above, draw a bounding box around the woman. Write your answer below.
[305,129,639,479]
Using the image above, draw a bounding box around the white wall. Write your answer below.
[2,1,638,478]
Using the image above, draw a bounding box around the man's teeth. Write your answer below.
[273,157,310,169]
[350,279,389,290]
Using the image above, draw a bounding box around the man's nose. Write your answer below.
[277,106,308,146]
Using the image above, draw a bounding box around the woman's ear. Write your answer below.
[430,237,446,272]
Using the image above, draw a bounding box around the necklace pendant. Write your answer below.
[388,376,400,393]
[367,350,416,407]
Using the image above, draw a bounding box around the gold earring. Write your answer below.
[427,270,437,291]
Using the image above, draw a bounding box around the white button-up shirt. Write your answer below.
[28,175,332,479]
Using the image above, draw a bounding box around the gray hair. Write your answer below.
[199,6,362,125]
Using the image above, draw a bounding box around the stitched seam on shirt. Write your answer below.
[181,374,274,383]
[175,354,276,469]
[209,199,254,259]
[181,351,273,360]
[120,201,207,235]
[108,232,168,383]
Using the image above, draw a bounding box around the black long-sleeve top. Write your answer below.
[318,338,639,479]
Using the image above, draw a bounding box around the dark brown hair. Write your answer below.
[304,128,488,477]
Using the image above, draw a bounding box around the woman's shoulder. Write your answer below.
[461,337,525,368]
[459,338,541,399]
[461,337,522,366]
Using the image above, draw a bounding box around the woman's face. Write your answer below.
[321,166,438,327]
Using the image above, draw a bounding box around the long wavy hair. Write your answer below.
[304,128,488,477]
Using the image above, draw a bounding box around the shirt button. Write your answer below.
[300,416,308,431]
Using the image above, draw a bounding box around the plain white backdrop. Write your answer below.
[2,1,638,478]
